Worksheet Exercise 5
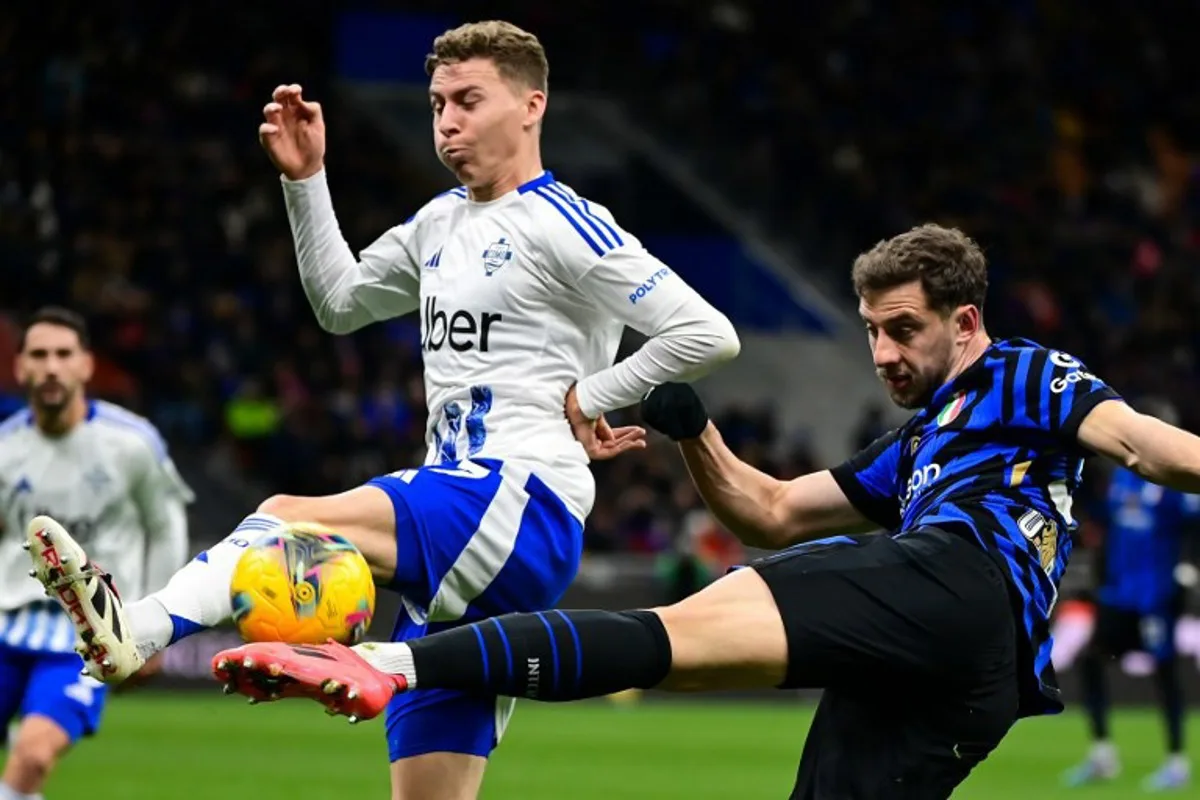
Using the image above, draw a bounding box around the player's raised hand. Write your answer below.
[565,385,647,461]
[260,84,326,181]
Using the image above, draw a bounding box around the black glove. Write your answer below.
[640,382,709,441]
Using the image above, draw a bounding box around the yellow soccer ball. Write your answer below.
[229,522,375,645]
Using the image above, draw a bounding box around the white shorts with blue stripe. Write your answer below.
[0,602,107,745]
[365,457,583,761]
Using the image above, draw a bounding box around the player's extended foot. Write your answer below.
[1142,759,1190,792]
[1061,756,1120,788]
[24,515,145,683]
[212,640,407,723]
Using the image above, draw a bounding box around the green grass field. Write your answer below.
[14,692,1195,798]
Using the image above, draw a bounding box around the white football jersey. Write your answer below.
[0,401,192,652]
[285,170,738,520]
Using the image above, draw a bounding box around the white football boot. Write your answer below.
[24,515,145,682]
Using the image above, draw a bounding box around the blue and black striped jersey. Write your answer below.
[830,338,1121,717]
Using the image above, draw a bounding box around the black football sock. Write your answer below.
[1080,651,1110,741]
[1153,656,1185,754]
[407,609,672,701]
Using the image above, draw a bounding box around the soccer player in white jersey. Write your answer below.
[26,20,739,799]
[1,308,191,800]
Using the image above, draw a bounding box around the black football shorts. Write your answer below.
[751,527,1020,799]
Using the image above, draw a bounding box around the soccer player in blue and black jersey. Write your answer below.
[218,224,1200,798]
[1064,397,1197,791]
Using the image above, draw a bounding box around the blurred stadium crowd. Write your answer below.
[2,1,1199,566]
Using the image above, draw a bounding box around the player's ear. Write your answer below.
[11,353,22,386]
[79,350,95,383]
[524,89,547,130]
[954,305,980,341]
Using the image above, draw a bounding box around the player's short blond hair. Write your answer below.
[425,20,549,93]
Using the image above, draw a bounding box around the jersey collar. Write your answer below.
[517,171,554,194]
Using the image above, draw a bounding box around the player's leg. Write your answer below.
[217,522,1017,797]
[383,689,507,800]
[0,648,35,800]
[1142,608,1189,792]
[376,461,586,800]
[24,480,400,681]
[1062,604,1131,786]
[1,717,69,798]
[779,530,1019,800]
[215,561,785,713]
[132,485,400,645]
[2,652,106,798]
[389,753,488,800]
[215,459,584,800]
[378,562,777,800]
[788,675,1019,800]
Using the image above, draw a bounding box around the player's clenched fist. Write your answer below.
[260,83,325,181]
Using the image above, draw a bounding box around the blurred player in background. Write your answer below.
[1,307,191,800]
[219,224,1200,799]
[1063,398,1196,792]
[27,19,739,800]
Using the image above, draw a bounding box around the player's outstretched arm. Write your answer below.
[642,384,870,548]
[262,84,421,334]
[1078,400,1200,493]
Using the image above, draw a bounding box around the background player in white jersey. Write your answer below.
[26,19,739,800]
[1,307,191,800]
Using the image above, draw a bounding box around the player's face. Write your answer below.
[15,323,93,415]
[429,58,543,186]
[860,281,967,409]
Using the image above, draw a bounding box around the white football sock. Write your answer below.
[353,642,417,688]
[1090,740,1118,766]
[127,513,283,656]
[0,782,43,800]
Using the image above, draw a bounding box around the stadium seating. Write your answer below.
[3,1,1200,560]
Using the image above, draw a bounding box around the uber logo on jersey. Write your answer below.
[422,296,503,352]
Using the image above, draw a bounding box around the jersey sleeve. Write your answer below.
[1034,348,1123,441]
[529,187,740,417]
[127,430,194,593]
[829,428,904,531]
[282,171,455,334]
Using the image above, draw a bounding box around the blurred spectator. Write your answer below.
[4,1,1200,567]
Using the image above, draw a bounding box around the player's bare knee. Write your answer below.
[8,746,55,787]
[7,723,68,789]
[257,490,397,580]
[257,493,303,519]
[653,568,788,690]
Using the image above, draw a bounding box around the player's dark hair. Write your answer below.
[18,306,91,352]
[425,20,549,93]
[851,224,989,316]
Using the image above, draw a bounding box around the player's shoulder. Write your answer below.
[519,172,630,257]
[87,400,168,462]
[404,185,469,228]
[990,337,1090,368]
[0,407,33,442]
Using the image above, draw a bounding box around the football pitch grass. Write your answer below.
[21,692,1197,798]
